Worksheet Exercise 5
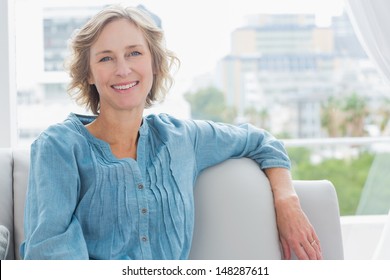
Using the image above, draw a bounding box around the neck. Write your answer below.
[86,110,143,159]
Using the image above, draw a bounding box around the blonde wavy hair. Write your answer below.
[66,5,179,114]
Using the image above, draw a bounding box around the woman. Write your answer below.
[21,5,322,260]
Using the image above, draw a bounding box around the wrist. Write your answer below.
[273,192,300,210]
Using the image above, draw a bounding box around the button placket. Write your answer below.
[126,142,152,259]
[135,179,150,255]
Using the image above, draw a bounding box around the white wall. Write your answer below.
[341,215,387,259]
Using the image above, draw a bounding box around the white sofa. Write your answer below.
[0,148,344,260]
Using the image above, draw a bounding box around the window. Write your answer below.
[7,0,390,216]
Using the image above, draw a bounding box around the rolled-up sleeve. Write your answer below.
[186,120,291,173]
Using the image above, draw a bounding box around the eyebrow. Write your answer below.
[94,45,144,57]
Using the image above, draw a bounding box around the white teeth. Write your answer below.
[113,82,137,90]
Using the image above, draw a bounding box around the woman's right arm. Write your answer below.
[20,133,89,259]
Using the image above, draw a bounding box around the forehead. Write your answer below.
[92,18,148,50]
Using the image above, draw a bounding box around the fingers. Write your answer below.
[311,237,323,260]
[309,233,323,260]
[292,242,310,260]
[299,236,323,260]
[281,233,323,260]
[301,240,319,260]
[280,238,291,260]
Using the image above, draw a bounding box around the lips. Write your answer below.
[112,81,138,90]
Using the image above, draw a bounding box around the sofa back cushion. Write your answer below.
[12,149,30,260]
[189,158,282,259]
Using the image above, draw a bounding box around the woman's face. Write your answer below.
[88,19,154,115]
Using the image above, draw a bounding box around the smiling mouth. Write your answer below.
[112,81,138,90]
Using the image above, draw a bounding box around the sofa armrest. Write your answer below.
[189,158,281,260]
[189,158,344,260]
[0,148,14,260]
[293,180,344,259]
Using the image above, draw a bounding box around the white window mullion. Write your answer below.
[0,0,17,148]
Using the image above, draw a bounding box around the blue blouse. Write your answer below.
[20,113,290,260]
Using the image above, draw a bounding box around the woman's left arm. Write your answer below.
[186,120,291,173]
[264,167,323,260]
[178,117,322,259]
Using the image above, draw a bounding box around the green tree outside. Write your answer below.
[321,92,369,137]
[184,86,237,123]
[288,147,375,216]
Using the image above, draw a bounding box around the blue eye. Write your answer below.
[130,51,141,56]
[99,56,112,62]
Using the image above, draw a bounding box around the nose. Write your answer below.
[115,58,132,77]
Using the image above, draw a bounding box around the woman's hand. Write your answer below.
[274,195,322,260]
[264,168,323,260]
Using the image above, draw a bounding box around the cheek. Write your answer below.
[141,55,155,76]
[146,63,155,82]
[88,68,107,85]
[138,59,153,76]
